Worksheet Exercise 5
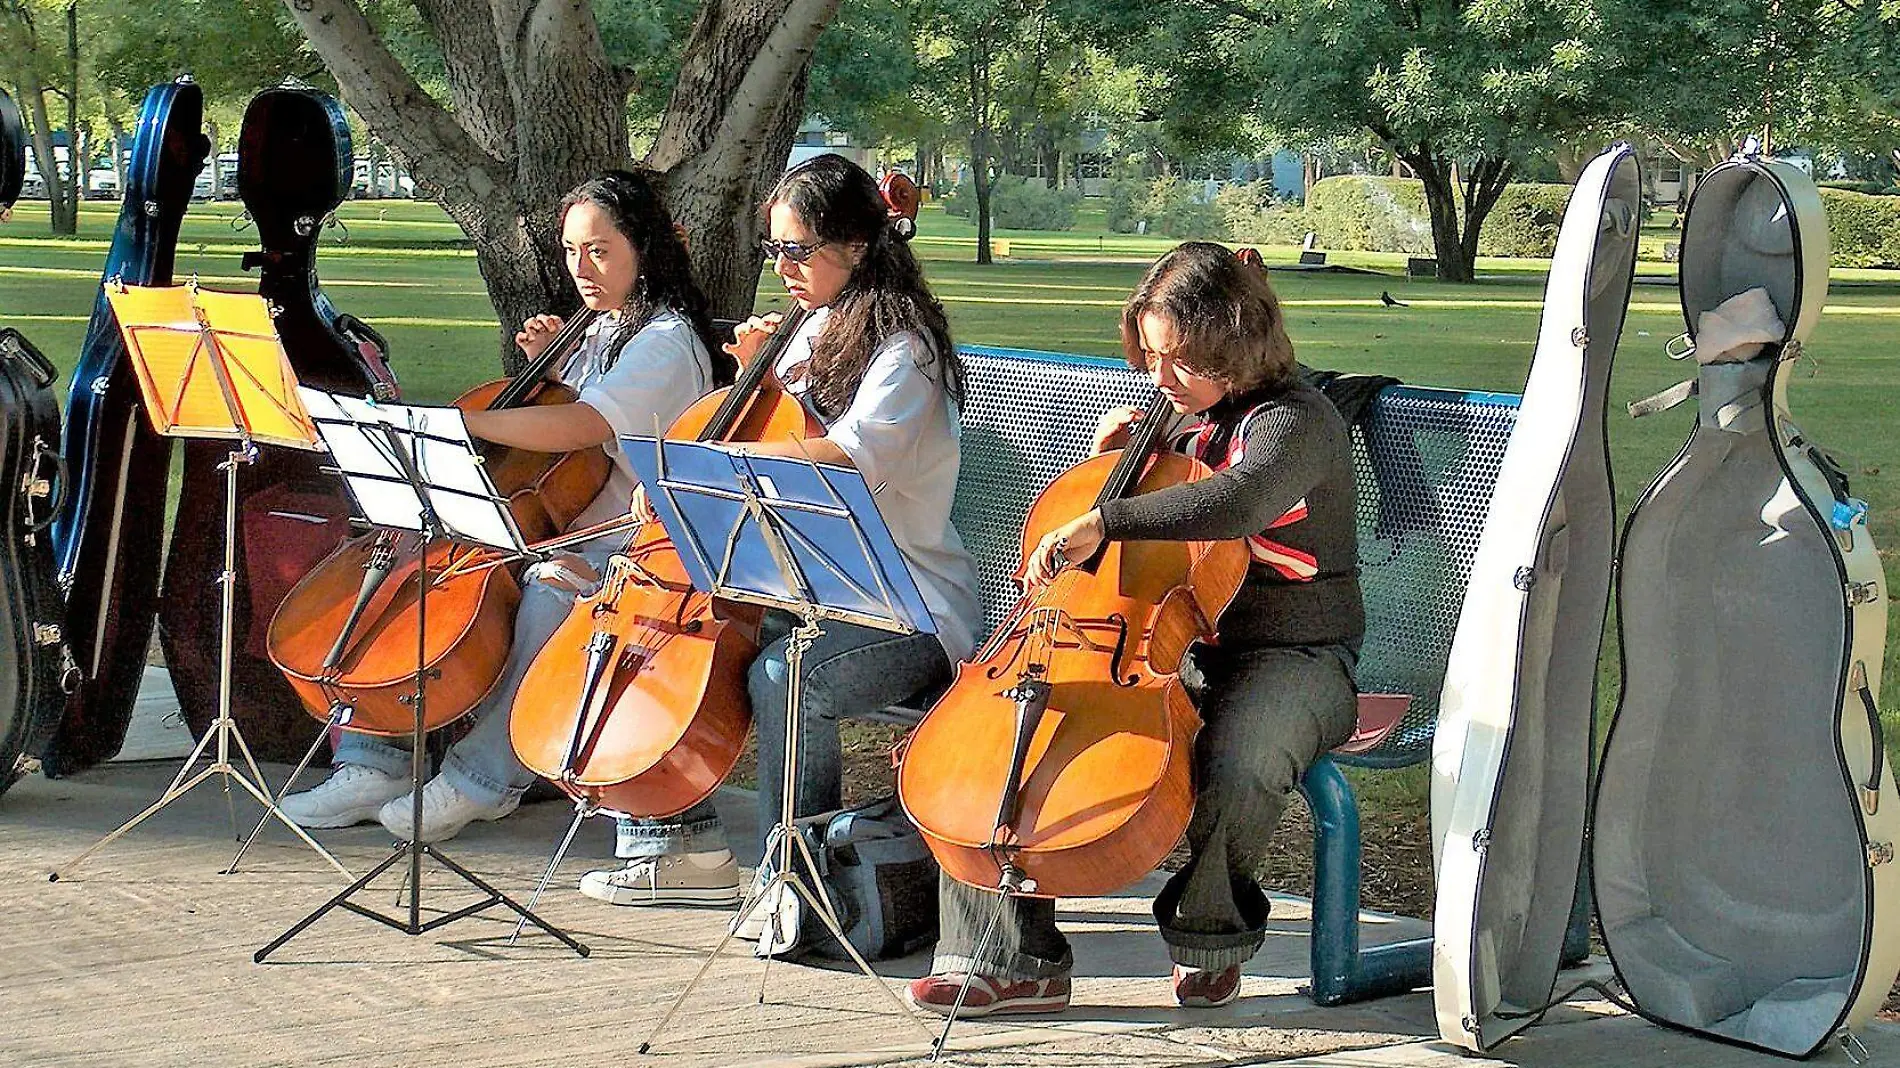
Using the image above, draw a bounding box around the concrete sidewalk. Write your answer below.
[0,679,1893,1067]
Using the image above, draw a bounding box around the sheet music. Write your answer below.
[299,387,523,552]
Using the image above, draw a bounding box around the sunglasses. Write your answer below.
[760,237,830,264]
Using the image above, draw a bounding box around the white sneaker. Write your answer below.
[376,775,520,842]
[730,865,784,941]
[278,765,410,829]
[578,850,741,907]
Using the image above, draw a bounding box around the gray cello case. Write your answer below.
[1593,156,1900,1058]
[1430,143,1638,1051]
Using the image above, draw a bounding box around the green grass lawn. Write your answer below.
[5,196,1898,767]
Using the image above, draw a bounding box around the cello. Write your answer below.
[506,306,820,816]
[266,310,611,735]
[507,170,924,818]
[898,390,1247,898]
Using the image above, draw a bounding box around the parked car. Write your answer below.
[86,166,119,200]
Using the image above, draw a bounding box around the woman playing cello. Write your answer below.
[908,242,1365,1014]
[578,153,982,908]
[279,169,729,840]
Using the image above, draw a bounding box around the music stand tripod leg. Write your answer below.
[256,440,587,959]
[643,611,932,1055]
[50,444,351,881]
[227,710,345,875]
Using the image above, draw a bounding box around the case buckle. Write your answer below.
[1869,841,1894,868]
[1839,1028,1871,1065]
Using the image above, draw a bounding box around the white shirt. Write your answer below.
[774,308,983,662]
[561,310,715,531]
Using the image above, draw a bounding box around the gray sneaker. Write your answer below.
[579,851,741,907]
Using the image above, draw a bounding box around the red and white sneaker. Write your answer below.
[907,973,1071,1017]
[1171,964,1241,1007]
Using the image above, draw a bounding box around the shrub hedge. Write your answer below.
[1818,187,1900,267]
[1103,177,1227,238]
[939,175,1081,230]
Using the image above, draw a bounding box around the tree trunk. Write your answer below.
[966,46,993,265]
[1303,153,1319,202]
[1406,150,1474,283]
[17,85,74,234]
[108,119,127,202]
[72,129,87,207]
[1459,156,1512,273]
[206,119,222,199]
[64,1,78,206]
[1553,141,1588,184]
[284,0,834,368]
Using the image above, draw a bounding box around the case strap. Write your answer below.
[1628,378,1695,418]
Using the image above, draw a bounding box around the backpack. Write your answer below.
[751,796,939,962]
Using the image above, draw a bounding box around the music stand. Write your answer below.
[624,436,939,1054]
[51,280,351,882]
[252,389,587,961]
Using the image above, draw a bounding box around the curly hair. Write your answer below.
[560,169,733,385]
[766,154,961,419]
[1120,241,1296,394]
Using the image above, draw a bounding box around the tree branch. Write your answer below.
[694,0,841,181]
[412,0,516,160]
[278,0,502,207]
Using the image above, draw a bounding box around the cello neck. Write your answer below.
[1094,391,1177,508]
[697,305,812,442]
[488,307,604,411]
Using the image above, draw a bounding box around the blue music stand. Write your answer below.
[623,435,937,1052]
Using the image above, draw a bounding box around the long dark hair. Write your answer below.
[767,154,960,418]
[560,169,733,385]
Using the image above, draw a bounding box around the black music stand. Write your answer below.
[621,436,938,1054]
[254,389,587,961]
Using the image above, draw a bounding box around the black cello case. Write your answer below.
[0,88,76,797]
[158,84,396,762]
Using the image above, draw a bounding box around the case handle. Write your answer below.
[22,437,67,534]
[1851,662,1886,817]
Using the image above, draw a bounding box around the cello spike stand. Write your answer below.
[50,343,351,882]
[637,445,935,1055]
[253,414,588,961]
[930,660,1054,1060]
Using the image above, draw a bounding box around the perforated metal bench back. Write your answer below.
[949,345,1518,768]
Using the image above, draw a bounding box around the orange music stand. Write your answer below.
[52,279,349,881]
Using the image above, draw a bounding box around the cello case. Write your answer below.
[42,78,208,776]
[1,89,76,797]
[159,84,396,762]
[1593,156,1899,1057]
[1429,143,1638,1052]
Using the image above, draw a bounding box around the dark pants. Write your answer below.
[932,642,1358,978]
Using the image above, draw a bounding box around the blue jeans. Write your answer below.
[332,548,613,807]
[616,610,952,859]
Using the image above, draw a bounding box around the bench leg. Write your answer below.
[1300,755,1431,1005]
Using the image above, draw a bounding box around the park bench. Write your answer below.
[884,343,1529,1004]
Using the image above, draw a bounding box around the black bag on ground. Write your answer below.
[753,796,939,962]
[0,329,75,798]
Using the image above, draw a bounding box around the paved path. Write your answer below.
[0,679,1892,1066]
